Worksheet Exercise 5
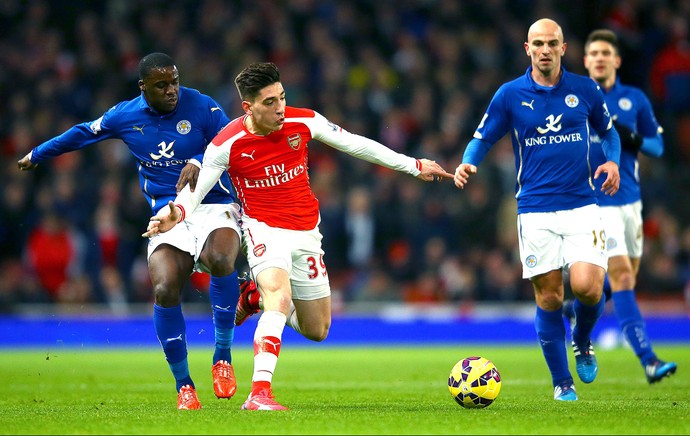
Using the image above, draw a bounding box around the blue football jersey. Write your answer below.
[30,87,236,214]
[590,79,662,206]
[472,67,614,214]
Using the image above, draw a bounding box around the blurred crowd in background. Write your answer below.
[1,0,689,314]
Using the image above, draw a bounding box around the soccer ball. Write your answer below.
[448,356,502,408]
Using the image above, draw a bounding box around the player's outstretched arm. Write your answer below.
[17,152,37,171]
[142,201,181,238]
[453,163,477,189]
[415,158,454,182]
[594,161,620,196]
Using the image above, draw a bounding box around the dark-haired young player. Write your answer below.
[144,61,453,410]
[562,29,676,384]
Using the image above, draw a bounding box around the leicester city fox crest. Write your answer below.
[176,120,192,134]
[618,97,632,111]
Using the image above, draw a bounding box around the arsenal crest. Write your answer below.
[287,133,302,150]
[253,243,266,257]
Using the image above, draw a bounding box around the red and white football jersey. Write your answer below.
[176,106,421,231]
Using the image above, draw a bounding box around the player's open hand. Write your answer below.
[142,201,181,238]
[17,152,37,171]
[176,163,200,193]
[416,158,454,182]
[594,161,620,196]
[453,163,477,189]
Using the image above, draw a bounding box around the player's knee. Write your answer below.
[570,274,604,304]
[307,329,329,343]
[303,324,330,342]
[153,283,181,307]
[539,293,563,311]
[572,286,601,305]
[203,251,235,276]
[609,269,636,290]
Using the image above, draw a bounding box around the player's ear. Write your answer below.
[138,80,145,92]
[242,100,252,115]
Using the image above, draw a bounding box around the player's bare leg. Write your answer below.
[290,297,331,342]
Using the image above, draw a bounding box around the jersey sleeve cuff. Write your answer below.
[175,204,186,222]
[415,159,422,172]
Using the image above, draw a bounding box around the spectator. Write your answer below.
[25,210,87,302]
[1,0,687,309]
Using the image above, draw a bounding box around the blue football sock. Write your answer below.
[572,296,605,347]
[154,304,193,391]
[535,306,571,386]
[209,272,239,364]
[612,290,656,365]
[602,275,612,303]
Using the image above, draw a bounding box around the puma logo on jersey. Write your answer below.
[536,114,563,134]
[150,140,175,159]
[521,100,534,110]
[133,125,145,134]
[211,107,221,112]
[241,150,256,160]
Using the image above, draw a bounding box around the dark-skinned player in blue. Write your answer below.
[18,53,247,409]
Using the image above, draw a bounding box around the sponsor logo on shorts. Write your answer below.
[253,243,266,257]
[525,254,537,268]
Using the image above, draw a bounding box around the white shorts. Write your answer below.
[241,215,330,301]
[599,200,643,258]
[147,203,242,273]
[517,204,608,279]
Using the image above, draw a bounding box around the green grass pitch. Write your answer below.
[1,345,688,434]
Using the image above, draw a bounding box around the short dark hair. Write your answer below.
[234,62,281,102]
[585,29,620,54]
[138,52,175,80]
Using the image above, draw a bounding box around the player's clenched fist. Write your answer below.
[453,163,477,189]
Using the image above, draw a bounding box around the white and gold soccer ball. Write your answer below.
[448,356,502,408]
